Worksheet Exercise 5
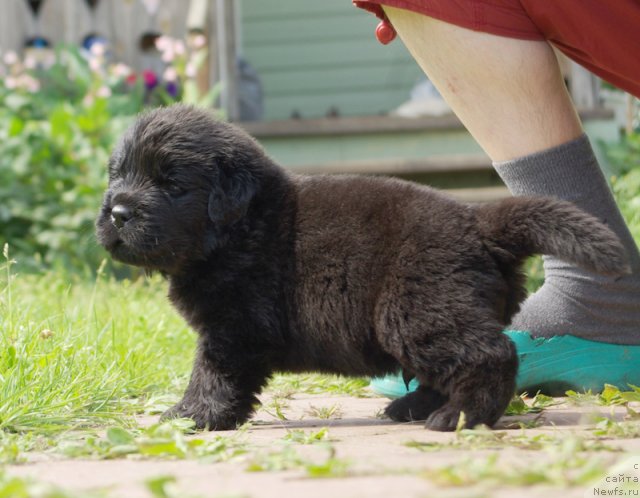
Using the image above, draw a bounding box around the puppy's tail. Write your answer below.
[477,196,630,276]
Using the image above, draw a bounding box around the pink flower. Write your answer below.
[24,56,37,69]
[3,51,18,65]
[142,69,158,89]
[185,62,197,78]
[24,75,40,93]
[161,48,175,63]
[89,58,102,72]
[174,40,186,56]
[190,34,206,49]
[155,35,172,52]
[162,67,178,82]
[112,63,132,78]
[90,42,106,57]
[96,86,112,98]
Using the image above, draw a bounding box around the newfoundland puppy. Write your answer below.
[96,105,628,431]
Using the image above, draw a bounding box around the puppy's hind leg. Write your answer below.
[423,329,518,431]
[377,300,517,430]
[385,385,447,422]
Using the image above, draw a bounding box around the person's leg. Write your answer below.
[374,7,640,393]
[380,5,578,160]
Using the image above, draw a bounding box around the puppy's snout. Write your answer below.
[110,204,133,229]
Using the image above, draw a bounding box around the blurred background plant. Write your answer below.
[607,130,640,243]
[525,124,640,294]
[0,35,218,272]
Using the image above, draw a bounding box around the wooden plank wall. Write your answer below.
[241,0,423,120]
[0,0,190,69]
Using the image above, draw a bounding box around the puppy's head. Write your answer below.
[96,105,261,273]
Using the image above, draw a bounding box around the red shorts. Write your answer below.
[353,0,640,98]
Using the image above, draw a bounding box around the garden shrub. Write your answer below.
[0,38,216,272]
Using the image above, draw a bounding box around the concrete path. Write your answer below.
[7,391,640,498]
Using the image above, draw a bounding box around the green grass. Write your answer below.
[0,248,195,434]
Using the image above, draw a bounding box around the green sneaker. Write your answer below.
[370,330,640,398]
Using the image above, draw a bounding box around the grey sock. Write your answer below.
[493,134,640,345]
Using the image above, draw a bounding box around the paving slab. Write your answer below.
[6,391,640,498]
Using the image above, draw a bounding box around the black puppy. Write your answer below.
[96,105,628,431]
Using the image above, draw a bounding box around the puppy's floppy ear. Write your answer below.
[208,168,257,226]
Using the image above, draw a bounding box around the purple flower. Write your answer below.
[166,81,178,98]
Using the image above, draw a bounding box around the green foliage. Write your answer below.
[406,429,615,453]
[423,437,609,487]
[0,253,194,434]
[246,445,350,478]
[593,417,640,439]
[0,47,137,271]
[282,428,330,445]
[266,373,371,398]
[565,384,640,407]
[605,131,640,176]
[0,470,108,498]
[0,40,217,272]
[606,130,640,243]
[306,404,343,420]
[0,471,215,498]
[612,168,640,243]
[58,420,249,461]
[504,392,557,416]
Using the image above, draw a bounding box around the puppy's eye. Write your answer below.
[167,183,188,198]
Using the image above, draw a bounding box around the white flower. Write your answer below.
[28,77,40,92]
[174,40,186,56]
[155,35,172,52]
[161,48,175,63]
[185,62,197,78]
[112,63,132,78]
[190,34,206,49]
[18,74,40,92]
[89,57,102,72]
[96,86,112,98]
[90,41,107,57]
[24,55,37,69]
[162,66,178,82]
[3,51,18,65]
[5,76,17,89]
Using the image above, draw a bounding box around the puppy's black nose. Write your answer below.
[110,205,132,229]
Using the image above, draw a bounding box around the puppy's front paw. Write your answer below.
[161,401,239,431]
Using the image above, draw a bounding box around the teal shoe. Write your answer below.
[370,330,640,398]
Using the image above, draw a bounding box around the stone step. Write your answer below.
[284,154,492,175]
[445,186,511,203]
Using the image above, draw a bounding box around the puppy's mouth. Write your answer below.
[97,224,147,266]
[104,237,142,264]
[100,228,178,272]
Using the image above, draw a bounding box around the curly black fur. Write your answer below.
[96,105,629,431]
